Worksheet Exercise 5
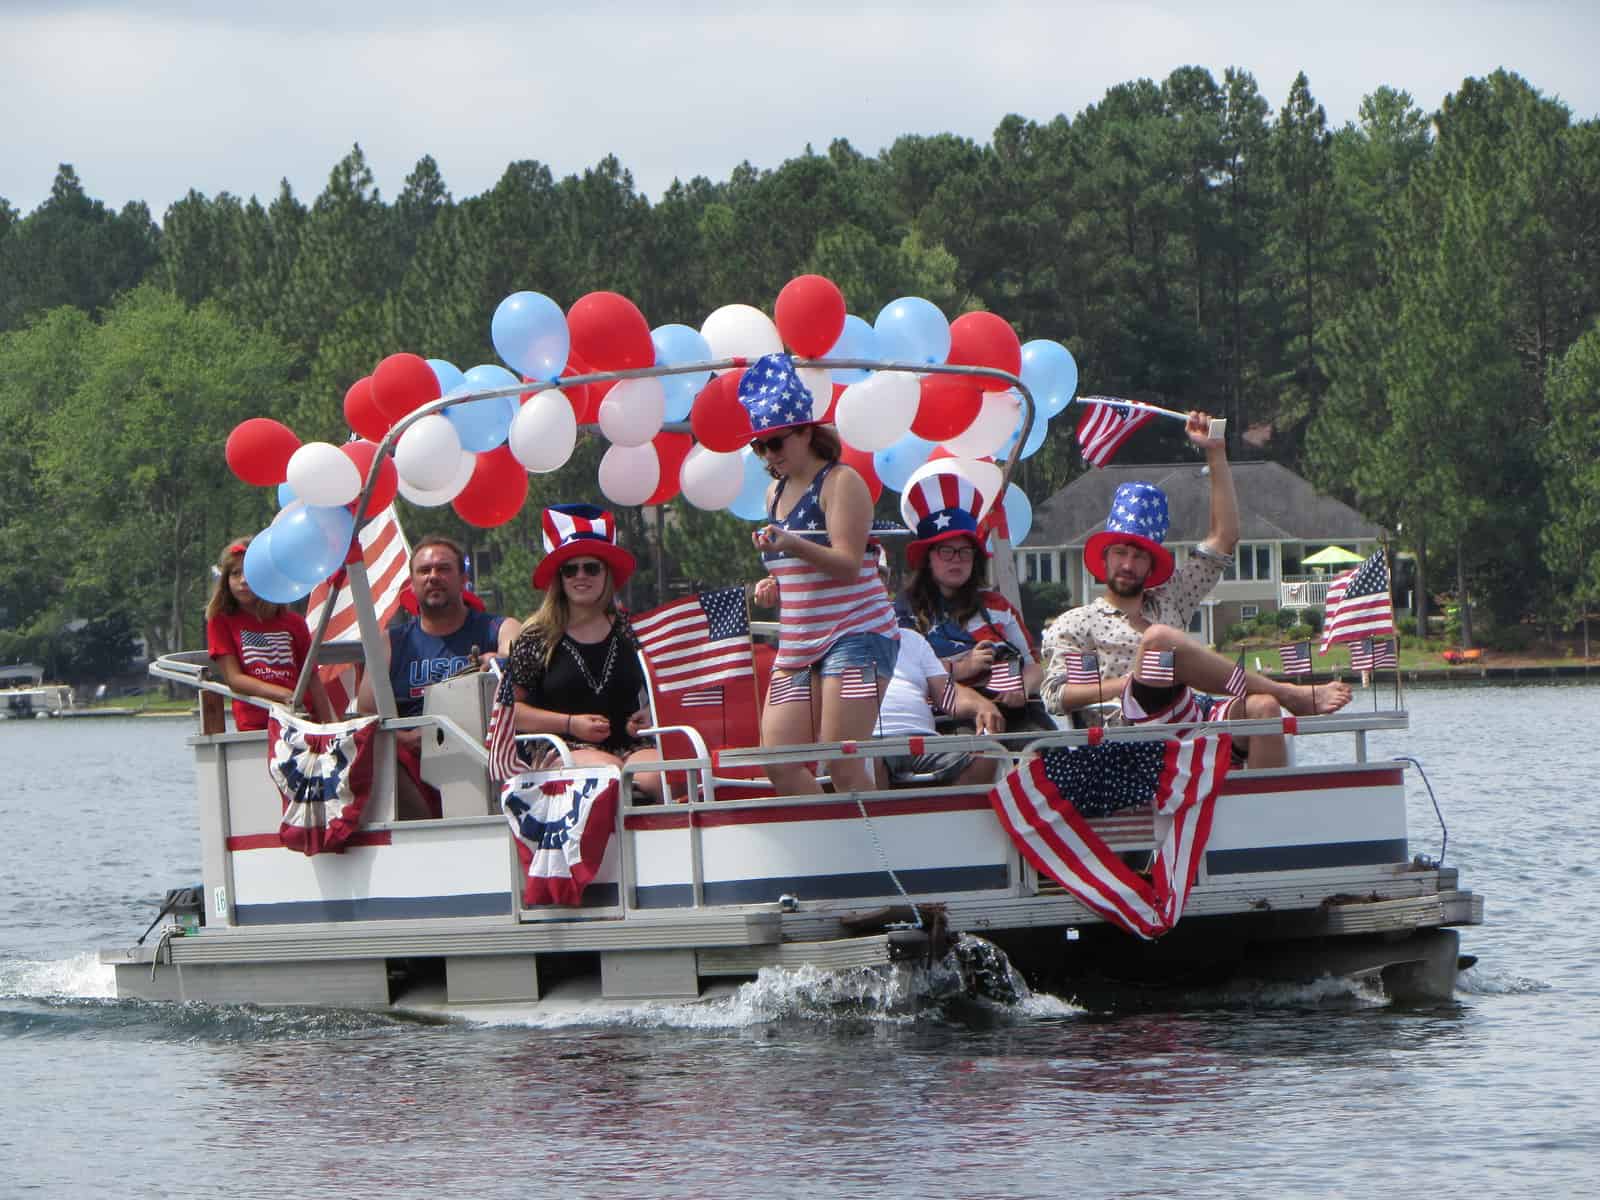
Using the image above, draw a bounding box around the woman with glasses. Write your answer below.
[896,473,1042,713]
[744,354,899,795]
[503,504,666,800]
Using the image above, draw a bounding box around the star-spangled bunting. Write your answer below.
[266,711,378,855]
[632,588,753,695]
[502,767,620,907]
[1076,398,1156,468]
[988,736,1233,939]
[1320,550,1394,652]
[1279,641,1313,676]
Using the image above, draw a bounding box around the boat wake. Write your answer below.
[0,951,115,1002]
[1453,963,1551,996]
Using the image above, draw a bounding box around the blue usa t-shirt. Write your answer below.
[387,611,506,717]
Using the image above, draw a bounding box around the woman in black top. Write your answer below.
[505,504,665,801]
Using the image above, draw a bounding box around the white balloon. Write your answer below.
[700,304,782,371]
[395,415,465,492]
[396,446,476,507]
[286,441,361,508]
[836,372,919,451]
[679,445,745,510]
[797,366,832,420]
[598,444,660,507]
[598,377,666,447]
[509,388,577,472]
[942,389,1021,459]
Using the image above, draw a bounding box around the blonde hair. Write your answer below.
[523,564,618,665]
[205,537,285,622]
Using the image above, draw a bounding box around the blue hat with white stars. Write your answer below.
[737,353,820,436]
[1083,480,1175,589]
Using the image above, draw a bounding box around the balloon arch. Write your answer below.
[223,276,1079,603]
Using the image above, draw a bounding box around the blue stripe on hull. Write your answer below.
[635,864,1010,909]
[1206,838,1409,875]
[235,892,513,925]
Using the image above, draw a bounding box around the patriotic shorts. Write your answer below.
[815,632,899,680]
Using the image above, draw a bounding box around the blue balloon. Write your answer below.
[822,314,879,383]
[447,364,519,452]
[1001,484,1033,545]
[873,297,950,366]
[729,448,772,520]
[276,481,297,509]
[269,502,355,585]
[1019,339,1078,419]
[243,527,314,603]
[428,358,467,397]
[873,432,935,493]
[1000,405,1050,461]
[652,324,713,423]
[491,290,569,381]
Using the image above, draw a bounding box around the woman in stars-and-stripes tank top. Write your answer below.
[751,424,899,796]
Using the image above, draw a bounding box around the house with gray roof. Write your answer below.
[1016,460,1387,646]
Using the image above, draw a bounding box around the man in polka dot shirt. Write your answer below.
[1041,411,1351,767]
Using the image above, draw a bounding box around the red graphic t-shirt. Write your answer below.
[206,609,312,731]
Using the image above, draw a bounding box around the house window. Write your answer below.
[1241,604,1259,621]
[1187,609,1205,636]
[1024,553,1055,584]
[1223,542,1274,582]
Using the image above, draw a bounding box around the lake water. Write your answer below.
[2,686,1596,1198]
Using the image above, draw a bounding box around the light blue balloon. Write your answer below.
[491,290,569,381]
[243,527,314,603]
[652,324,713,422]
[729,448,772,520]
[873,432,935,493]
[823,314,878,383]
[428,358,467,397]
[1002,484,1033,545]
[1019,339,1078,419]
[269,503,355,585]
[447,364,519,452]
[873,297,950,366]
[276,481,297,509]
[1000,406,1050,461]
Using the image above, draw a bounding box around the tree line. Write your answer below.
[1,66,1597,665]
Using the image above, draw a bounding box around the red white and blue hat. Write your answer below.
[738,352,818,436]
[1083,481,1174,588]
[902,472,989,571]
[533,503,636,590]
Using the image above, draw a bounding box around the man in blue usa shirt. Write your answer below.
[359,536,521,818]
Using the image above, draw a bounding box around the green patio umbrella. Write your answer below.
[1302,545,1365,567]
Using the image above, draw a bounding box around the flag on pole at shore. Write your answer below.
[1320,551,1395,652]
[1279,641,1313,676]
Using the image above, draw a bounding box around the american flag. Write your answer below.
[1066,651,1102,686]
[1223,651,1247,697]
[768,670,812,706]
[1279,641,1313,676]
[303,505,412,713]
[1075,398,1156,468]
[240,630,296,669]
[680,686,725,708]
[987,736,1234,939]
[632,588,753,695]
[1319,550,1394,652]
[484,668,525,783]
[986,655,1024,695]
[1350,637,1397,671]
[936,677,958,715]
[838,665,879,700]
[1138,649,1176,686]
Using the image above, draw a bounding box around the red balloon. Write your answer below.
[547,351,595,420]
[690,371,752,452]
[821,381,846,424]
[948,312,1022,391]
[225,417,301,486]
[343,376,390,441]
[839,442,882,503]
[567,291,654,371]
[371,353,442,422]
[647,432,694,505]
[452,447,528,528]
[339,440,399,513]
[775,274,847,358]
[913,374,984,442]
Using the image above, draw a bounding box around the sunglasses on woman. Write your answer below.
[560,560,606,579]
[749,430,794,455]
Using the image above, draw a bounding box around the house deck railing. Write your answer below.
[1279,575,1333,609]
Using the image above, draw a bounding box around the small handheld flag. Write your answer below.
[1066,651,1102,686]
[1137,649,1176,686]
[1279,641,1313,676]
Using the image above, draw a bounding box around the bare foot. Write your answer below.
[1281,681,1352,716]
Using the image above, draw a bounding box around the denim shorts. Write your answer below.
[816,632,899,680]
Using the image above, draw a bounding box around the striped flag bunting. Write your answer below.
[1075,398,1157,468]
[1279,641,1313,676]
[1066,651,1102,686]
[502,767,620,907]
[632,588,753,695]
[1138,649,1176,686]
[987,736,1234,939]
[768,670,812,706]
[838,665,879,700]
[1223,651,1247,697]
[1319,551,1395,652]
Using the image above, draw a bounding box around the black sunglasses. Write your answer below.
[749,430,793,454]
[560,560,606,579]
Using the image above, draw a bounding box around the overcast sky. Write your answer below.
[5,1,1597,218]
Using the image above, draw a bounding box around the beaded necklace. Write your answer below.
[560,626,619,696]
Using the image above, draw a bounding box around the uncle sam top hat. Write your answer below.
[901,471,989,572]
[737,353,822,436]
[1083,481,1174,589]
[534,503,636,590]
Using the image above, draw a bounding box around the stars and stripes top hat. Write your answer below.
[533,503,637,591]
[901,471,990,571]
[737,352,820,436]
[1083,480,1175,589]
